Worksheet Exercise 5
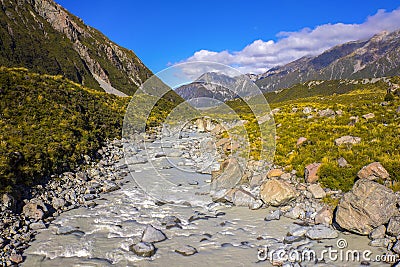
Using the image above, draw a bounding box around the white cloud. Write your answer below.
[178,8,400,74]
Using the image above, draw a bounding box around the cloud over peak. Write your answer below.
[179,8,400,74]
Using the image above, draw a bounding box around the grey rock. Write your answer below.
[369,225,386,240]
[29,221,46,230]
[210,158,243,198]
[52,197,66,210]
[318,108,336,118]
[102,181,120,192]
[368,238,391,248]
[362,113,375,120]
[305,225,338,240]
[141,225,167,243]
[265,210,282,221]
[2,194,16,212]
[83,194,96,201]
[314,206,333,226]
[161,216,181,229]
[334,135,361,146]
[83,155,91,162]
[284,205,305,220]
[335,179,397,235]
[288,226,309,237]
[249,174,266,188]
[307,184,326,199]
[303,107,312,114]
[229,188,262,210]
[392,240,400,254]
[130,242,156,257]
[387,216,400,237]
[337,157,349,168]
[22,202,45,221]
[175,245,198,256]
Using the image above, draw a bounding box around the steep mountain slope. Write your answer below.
[256,30,400,92]
[0,0,152,95]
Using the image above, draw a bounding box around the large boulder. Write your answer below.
[260,179,298,206]
[357,162,390,181]
[141,225,167,243]
[210,158,243,200]
[335,179,398,235]
[304,163,321,183]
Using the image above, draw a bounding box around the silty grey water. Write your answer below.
[23,132,387,266]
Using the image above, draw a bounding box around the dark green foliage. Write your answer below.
[0,67,129,192]
[0,1,101,90]
[384,92,395,101]
[262,79,390,104]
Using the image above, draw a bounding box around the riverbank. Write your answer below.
[0,139,128,266]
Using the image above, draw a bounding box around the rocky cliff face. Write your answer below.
[0,0,152,95]
[256,30,400,92]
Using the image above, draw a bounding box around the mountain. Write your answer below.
[175,72,258,107]
[0,0,152,96]
[256,30,400,92]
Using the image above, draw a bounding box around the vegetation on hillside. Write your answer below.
[0,67,130,192]
[227,77,400,192]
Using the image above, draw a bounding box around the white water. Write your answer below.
[23,134,388,266]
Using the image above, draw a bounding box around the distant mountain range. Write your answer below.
[175,72,258,107]
[175,30,400,103]
[256,30,400,92]
[0,0,152,95]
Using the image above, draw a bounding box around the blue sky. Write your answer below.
[56,0,400,74]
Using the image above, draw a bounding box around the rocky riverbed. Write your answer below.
[1,119,400,266]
